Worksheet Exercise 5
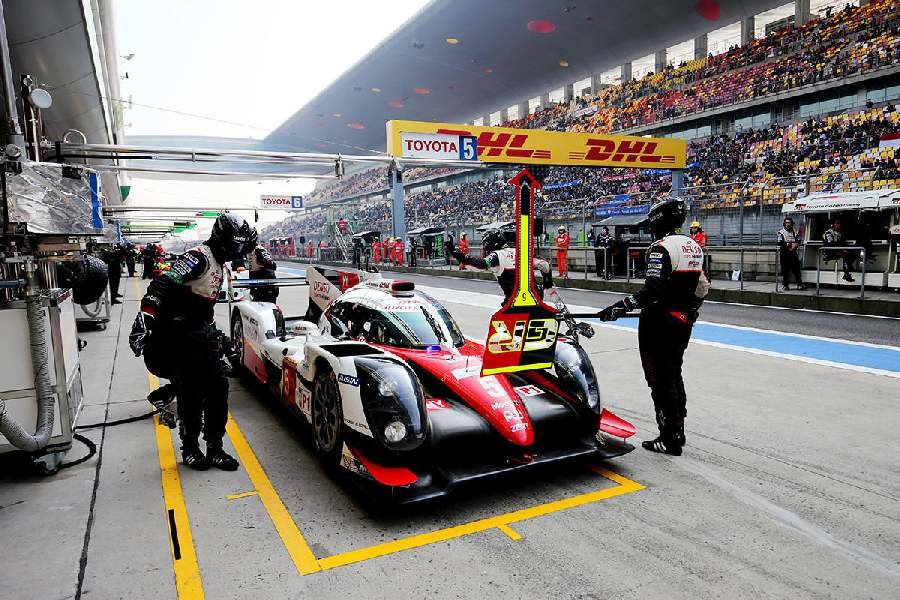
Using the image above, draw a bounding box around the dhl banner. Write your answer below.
[386,120,687,169]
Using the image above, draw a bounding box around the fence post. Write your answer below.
[739,188,745,291]
[582,203,588,280]
[860,248,866,300]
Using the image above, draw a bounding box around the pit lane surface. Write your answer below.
[4,271,898,600]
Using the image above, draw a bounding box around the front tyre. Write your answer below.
[312,368,343,469]
[230,311,245,373]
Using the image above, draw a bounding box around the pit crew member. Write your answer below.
[448,227,553,300]
[246,243,278,302]
[598,198,709,456]
[129,213,256,471]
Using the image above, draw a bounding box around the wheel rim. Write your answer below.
[233,318,244,366]
[314,375,340,452]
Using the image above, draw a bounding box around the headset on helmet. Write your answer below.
[646,197,686,238]
[210,213,257,260]
[481,228,508,254]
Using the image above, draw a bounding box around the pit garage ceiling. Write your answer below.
[265,0,787,155]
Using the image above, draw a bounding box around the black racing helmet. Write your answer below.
[646,197,686,239]
[210,213,257,260]
[481,228,508,254]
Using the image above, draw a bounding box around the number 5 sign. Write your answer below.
[459,136,477,161]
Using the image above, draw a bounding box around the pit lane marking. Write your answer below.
[149,374,205,600]
[225,415,321,575]
[224,410,643,574]
[315,464,644,571]
[225,491,259,501]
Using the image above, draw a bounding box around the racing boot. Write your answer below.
[181,445,209,470]
[641,436,683,456]
[206,443,239,471]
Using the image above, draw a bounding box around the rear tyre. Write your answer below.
[311,368,343,469]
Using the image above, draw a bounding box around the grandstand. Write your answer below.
[262,0,900,263]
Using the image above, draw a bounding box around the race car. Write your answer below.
[229,266,635,503]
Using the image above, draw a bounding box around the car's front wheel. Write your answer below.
[230,311,245,373]
[312,368,343,469]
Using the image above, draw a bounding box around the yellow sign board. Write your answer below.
[386,120,686,169]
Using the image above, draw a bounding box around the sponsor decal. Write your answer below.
[337,373,360,387]
[400,132,478,161]
[514,384,544,397]
[297,388,311,416]
[387,120,686,168]
[425,398,451,411]
[649,252,663,259]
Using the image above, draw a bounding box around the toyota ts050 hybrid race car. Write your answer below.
[229,266,635,503]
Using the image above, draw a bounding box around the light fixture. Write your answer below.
[559,59,570,68]
[332,113,341,118]
[28,88,52,109]
[371,87,382,93]
[446,37,459,44]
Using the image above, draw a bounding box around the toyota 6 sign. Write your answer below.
[260,195,304,210]
[400,132,478,161]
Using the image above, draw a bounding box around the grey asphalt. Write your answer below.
[1,273,898,600]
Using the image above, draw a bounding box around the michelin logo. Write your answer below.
[337,373,360,387]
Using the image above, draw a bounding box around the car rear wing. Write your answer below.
[229,276,309,288]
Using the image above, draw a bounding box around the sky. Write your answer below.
[114,0,428,241]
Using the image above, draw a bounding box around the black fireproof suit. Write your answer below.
[247,245,278,303]
[631,234,709,447]
[141,244,229,451]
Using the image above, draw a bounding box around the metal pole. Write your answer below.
[389,163,406,242]
[860,248,866,300]
[582,204,588,281]
[816,248,821,296]
[0,0,24,149]
[739,188,745,291]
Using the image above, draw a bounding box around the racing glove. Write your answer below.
[129,311,154,356]
[597,296,636,322]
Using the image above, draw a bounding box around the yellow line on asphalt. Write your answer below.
[497,524,523,541]
[225,490,259,501]
[317,467,644,571]
[150,373,205,600]
[225,415,322,575]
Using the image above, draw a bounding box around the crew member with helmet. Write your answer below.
[394,236,405,266]
[598,198,709,456]
[372,237,382,264]
[448,227,554,300]
[129,213,257,471]
[246,243,278,303]
[555,225,570,277]
[457,232,469,270]
[306,239,314,259]
[689,220,710,276]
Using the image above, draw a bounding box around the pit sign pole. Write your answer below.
[481,168,559,376]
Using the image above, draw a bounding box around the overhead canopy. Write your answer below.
[782,189,900,213]
[596,214,650,227]
[476,221,514,233]
[265,0,786,155]
[408,226,444,236]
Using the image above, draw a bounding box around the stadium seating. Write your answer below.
[263,0,900,242]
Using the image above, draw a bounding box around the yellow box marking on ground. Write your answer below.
[497,524,523,541]
[315,466,643,571]
[225,415,322,575]
[149,373,205,600]
[225,490,259,501]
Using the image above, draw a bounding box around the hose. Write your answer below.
[0,260,56,452]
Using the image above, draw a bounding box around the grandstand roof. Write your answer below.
[265,0,786,155]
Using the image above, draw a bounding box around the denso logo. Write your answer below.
[437,128,552,160]
[313,281,330,293]
[405,139,458,153]
[571,139,676,164]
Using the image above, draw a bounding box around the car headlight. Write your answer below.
[554,342,601,411]
[354,356,426,450]
[383,420,407,443]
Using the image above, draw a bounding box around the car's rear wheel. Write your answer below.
[312,368,343,468]
[230,311,245,373]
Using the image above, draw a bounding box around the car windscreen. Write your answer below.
[359,302,465,349]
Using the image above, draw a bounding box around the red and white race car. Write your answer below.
[229,266,634,503]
